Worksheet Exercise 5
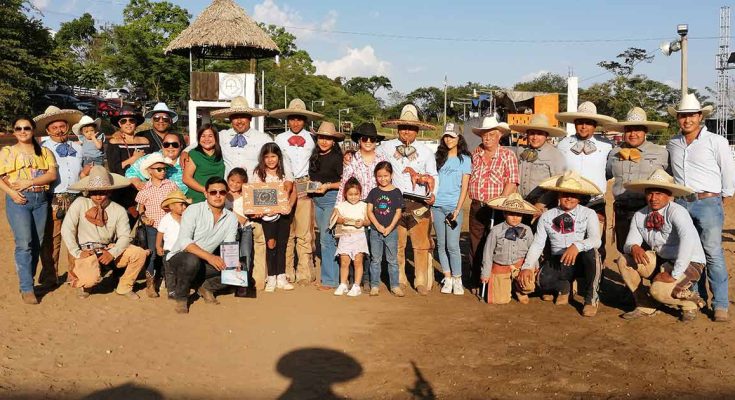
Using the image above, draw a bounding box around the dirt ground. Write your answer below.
[2,188,735,400]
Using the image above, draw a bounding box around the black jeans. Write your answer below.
[262,214,291,276]
[539,249,602,305]
[170,251,228,301]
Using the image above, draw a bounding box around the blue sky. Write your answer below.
[34,0,730,98]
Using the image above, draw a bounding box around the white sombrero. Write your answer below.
[486,192,539,215]
[509,114,566,138]
[69,166,130,192]
[471,116,510,136]
[381,104,436,131]
[71,115,102,136]
[144,102,179,123]
[269,98,324,121]
[624,168,693,198]
[608,107,668,132]
[555,101,617,126]
[139,153,175,179]
[667,93,713,118]
[539,170,602,196]
[211,96,269,120]
[33,106,83,135]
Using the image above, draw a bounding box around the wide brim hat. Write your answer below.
[315,121,345,141]
[33,106,83,135]
[471,116,511,136]
[509,114,566,138]
[111,105,144,126]
[144,102,179,123]
[211,96,269,119]
[624,168,693,198]
[608,107,668,131]
[69,166,130,192]
[555,101,617,125]
[71,115,101,136]
[269,98,324,120]
[486,192,539,215]
[139,153,175,179]
[381,104,436,131]
[667,93,714,118]
[351,122,384,142]
[539,170,602,196]
[161,189,192,210]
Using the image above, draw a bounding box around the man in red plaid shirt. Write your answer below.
[468,117,519,286]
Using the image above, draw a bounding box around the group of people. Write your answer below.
[1,91,731,322]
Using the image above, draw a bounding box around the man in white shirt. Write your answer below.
[617,169,706,322]
[380,104,438,295]
[666,94,734,322]
[271,98,324,284]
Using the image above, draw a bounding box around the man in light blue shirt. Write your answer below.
[168,177,238,314]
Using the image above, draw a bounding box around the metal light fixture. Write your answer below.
[660,39,682,56]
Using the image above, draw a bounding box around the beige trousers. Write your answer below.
[285,196,315,283]
[397,217,434,289]
[39,207,75,285]
[251,222,266,290]
[71,245,146,294]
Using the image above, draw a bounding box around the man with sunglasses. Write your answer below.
[125,133,187,193]
[168,177,238,314]
[518,171,603,317]
[36,106,86,290]
[140,103,185,153]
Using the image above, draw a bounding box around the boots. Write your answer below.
[146,272,159,298]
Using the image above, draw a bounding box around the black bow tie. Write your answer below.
[551,213,575,234]
[504,226,526,241]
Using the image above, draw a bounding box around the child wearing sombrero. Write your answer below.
[481,193,537,304]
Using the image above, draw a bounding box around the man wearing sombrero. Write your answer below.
[509,114,566,214]
[617,169,706,321]
[140,102,184,153]
[272,98,324,284]
[518,171,603,317]
[61,166,147,299]
[379,104,438,294]
[605,107,669,253]
[35,106,84,290]
[666,93,734,322]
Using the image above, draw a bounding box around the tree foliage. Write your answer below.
[513,72,567,93]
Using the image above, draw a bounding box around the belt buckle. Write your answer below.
[683,193,697,202]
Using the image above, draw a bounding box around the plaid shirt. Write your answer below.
[469,146,519,202]
[337,150,388,201]
[135,179,179,228]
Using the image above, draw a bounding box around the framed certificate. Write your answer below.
[295,180,322,194]
[240,182,290,215]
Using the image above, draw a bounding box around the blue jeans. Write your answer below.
[676,196,729,310]
[239,225,253,271]
[313,190,338,287]
[6,192,48,292]
[369,228,399,288]
[432,207,463,276]
[144,225,158,276]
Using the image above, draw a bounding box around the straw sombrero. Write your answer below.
[608,107,668,132]
[71,115,101,136]
[471,116,510,136]
[269,98,324,120]
[381,104,436,131]
[555,101,617,126]
[509,114,566,138]
[624,168,693,198]
[33,106,83,135]
[315,121,345,141]
[486,192,539,215]
[69,166,130,192]
[667,93,713,118]
[139,153,174,179]
[161,189,192,210]
[539,170,602,196]
[211,96,269,119]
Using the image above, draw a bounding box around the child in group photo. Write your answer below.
[366,161,404,297]
[332,177,370,297]
[228,167,254,297]
[481,193,537,304]
[156,190,191,299]
[72,115,106,167]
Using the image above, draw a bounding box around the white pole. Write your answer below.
[565,76,579,136]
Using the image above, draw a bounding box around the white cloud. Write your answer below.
[314,46,390,79]
[31,0,50,10]
[407,66,426,73]
[520,69,549,82]
[253,0,337,41]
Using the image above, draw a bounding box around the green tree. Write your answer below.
[52,13,107,88]
[513,72,567,93]
[344,76,393,97]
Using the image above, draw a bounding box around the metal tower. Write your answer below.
[715,6,731,139]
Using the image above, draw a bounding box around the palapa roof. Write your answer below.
[165,0,280,60]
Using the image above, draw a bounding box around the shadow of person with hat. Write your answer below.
[276,348,362,400]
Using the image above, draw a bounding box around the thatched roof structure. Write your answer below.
[165,0,279,60]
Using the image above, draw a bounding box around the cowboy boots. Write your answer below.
[145,272,159,298]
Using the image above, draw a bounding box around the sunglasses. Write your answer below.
[119,118,137,125]
[148,167,166,173]
[152,116,171,122]
[14,126,32,132]
[360,136,377,143]
[162,142,180,148]
[208,189,227,196]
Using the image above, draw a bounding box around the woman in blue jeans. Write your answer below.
[432,123,472,295]
[308,122,344,290]
[0,117,59,304]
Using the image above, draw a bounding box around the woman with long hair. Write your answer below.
[433,123,472,295]
[0,117,58,304]
[106,106,150,212]
[183,124,225,203]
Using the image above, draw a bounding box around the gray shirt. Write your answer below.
[623,202,705,279]
[606,141,669,203]
[514,142,566,201]
[481,222,534,278]
[167,202,238,259]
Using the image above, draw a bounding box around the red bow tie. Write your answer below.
[288,135,306,147]
[645,211,664,231]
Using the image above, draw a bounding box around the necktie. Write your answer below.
[56,142,77,158]
[618,148,641,162]
[645,210,664,231]
[85,205,107,227]
[519,148,538,162]
[551,213,575,234]
[570,140,596,155]
[394,144,417,161]
[287,135,306,147]
[504,226,526,241]
[229,134,247,148]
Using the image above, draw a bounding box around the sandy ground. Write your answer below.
[1,188,735,400]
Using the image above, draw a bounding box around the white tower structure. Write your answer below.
[715,6,731,140]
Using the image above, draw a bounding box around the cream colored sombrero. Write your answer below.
[139,153,175,179]
[269,98,324,120]
[161,189,192,210]
[69,166,130,192]
[509,114,566,138]
[33,106,83,135]
[315,121,345,141]
[608,107,668,132]
[539,170,602,196]
[381,104,436,131]
[471,116,511,136]
[555,101,617,126]
[486,192,539,215]
[211,96,269,119]
[624,168,693,198]
[667,93,713,118]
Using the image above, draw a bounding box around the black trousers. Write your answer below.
[170,251,228,301]
[539,249,602,305]
[262,214,291,277]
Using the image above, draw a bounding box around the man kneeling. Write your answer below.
[618,169,706,322]
[168,177,238,314]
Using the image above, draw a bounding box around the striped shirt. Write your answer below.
[469,146,519,202]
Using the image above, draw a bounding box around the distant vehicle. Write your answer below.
[105,88,130,100]
[40,94,96,115]
[46,81,73,95]
[76,95,121,118]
